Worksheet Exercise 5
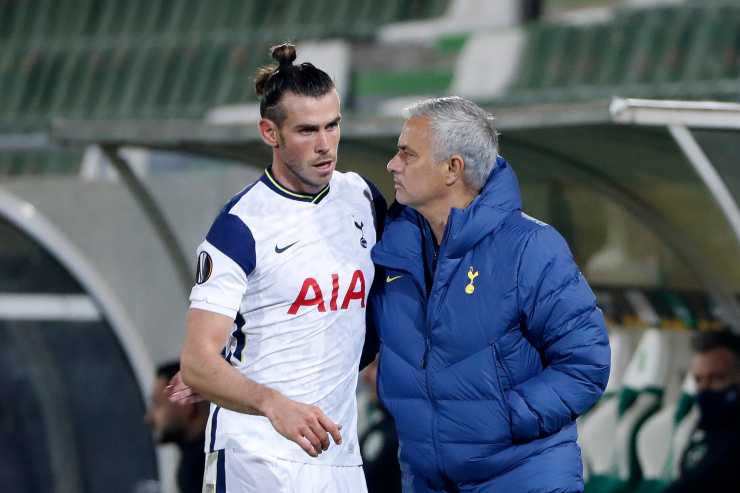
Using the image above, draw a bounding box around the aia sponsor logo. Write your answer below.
[288,269,366,314]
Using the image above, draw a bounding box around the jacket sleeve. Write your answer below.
[507,226,610,442]
[360,268,383,371]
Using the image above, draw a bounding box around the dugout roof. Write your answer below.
[51,98,740,327]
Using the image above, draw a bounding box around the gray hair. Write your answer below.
[405,96,499,191]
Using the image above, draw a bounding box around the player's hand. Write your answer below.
[166,371,205,405]
[262,392,342,457]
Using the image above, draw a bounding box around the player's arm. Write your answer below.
[180,307,342,456]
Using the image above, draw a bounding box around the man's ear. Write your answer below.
[446,154,465,186]
[259,118,280,148]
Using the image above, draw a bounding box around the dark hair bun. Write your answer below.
[272,43,297,68]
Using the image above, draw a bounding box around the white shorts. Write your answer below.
[202,449,368,493]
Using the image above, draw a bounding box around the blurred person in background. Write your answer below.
[146,360,208,493]
[665,329,740,493]
[359,358,402,493]
[369,96,610,493]
[172,43,384,492]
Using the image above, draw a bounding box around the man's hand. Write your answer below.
[166,368,343,458]
[262,391,343,457]
[166,371,204,405]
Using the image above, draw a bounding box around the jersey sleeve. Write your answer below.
[189,210,256,319]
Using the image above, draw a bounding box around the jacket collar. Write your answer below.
[445,155,521,257]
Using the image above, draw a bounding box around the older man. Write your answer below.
[369,96,610,493]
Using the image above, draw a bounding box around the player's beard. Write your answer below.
[277,132,336,192]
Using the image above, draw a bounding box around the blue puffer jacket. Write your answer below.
[369,157,610,492]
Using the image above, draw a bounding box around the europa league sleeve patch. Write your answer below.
[195,251,213,284]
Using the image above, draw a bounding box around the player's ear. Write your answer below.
[445,154,465,186]
[259,118,280,148]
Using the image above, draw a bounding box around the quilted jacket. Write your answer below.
[369,156,610,492]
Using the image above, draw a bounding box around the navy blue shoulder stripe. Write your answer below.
[206,183,258,277]
[362,176,388,240]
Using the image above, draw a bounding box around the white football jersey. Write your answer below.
[189,168,384,466]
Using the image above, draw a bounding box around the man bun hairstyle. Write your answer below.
[255,43,335,126]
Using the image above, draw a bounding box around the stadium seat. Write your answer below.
[634,374,698,493]
[379,0,515,42]
[580,327,643,478]
[584,329,692,493]
[450,27,525,101]
[53,49,97,118]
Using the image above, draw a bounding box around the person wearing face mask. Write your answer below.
[665,329,740,493]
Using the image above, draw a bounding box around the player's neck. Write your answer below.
[270,160,325,196]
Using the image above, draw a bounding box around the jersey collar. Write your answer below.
[261,166,331,204]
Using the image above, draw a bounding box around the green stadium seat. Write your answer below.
[584,329,692,493]
[13,49,48,122]
[138,0,178,36]
[69,48,121,118]
[220,0,260,34]
[510,23,564,93]
[707,6,740,79]
[47,0,88,39]
[541,25,580,89]
[91,46,136,118]
[657,7,704,83]
[596,8,647,87]
[0,0,21,41]
[215,41,272,106]
[566,23,610,89]
[24,0,52,40]
[145,44,190,114]
[0,47,22,119]
[580,328,643,480]
[48,48,89,116]
[164,43,213,116]
[114,43,168,117]
[25,48,67,120]
[186,42,234,111]
[634,375,698,493]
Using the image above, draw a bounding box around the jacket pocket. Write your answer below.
[491,343,512,394]
[491,342,515,439]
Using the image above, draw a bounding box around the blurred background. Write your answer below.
[1,0,740,492]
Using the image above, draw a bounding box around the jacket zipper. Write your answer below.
[423,218,452,481]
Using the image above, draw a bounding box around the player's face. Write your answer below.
[145,376,189,444]
[387,116,449,210]
[271,90,341,194]
[691,347,740,392]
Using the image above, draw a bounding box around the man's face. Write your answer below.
[271,90,341,194]
[691,347,740,392]
[386,116,449,210]
[145,376,189,444]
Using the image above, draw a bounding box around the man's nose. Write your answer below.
[387,155,399,172]
[315,131,329,153]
